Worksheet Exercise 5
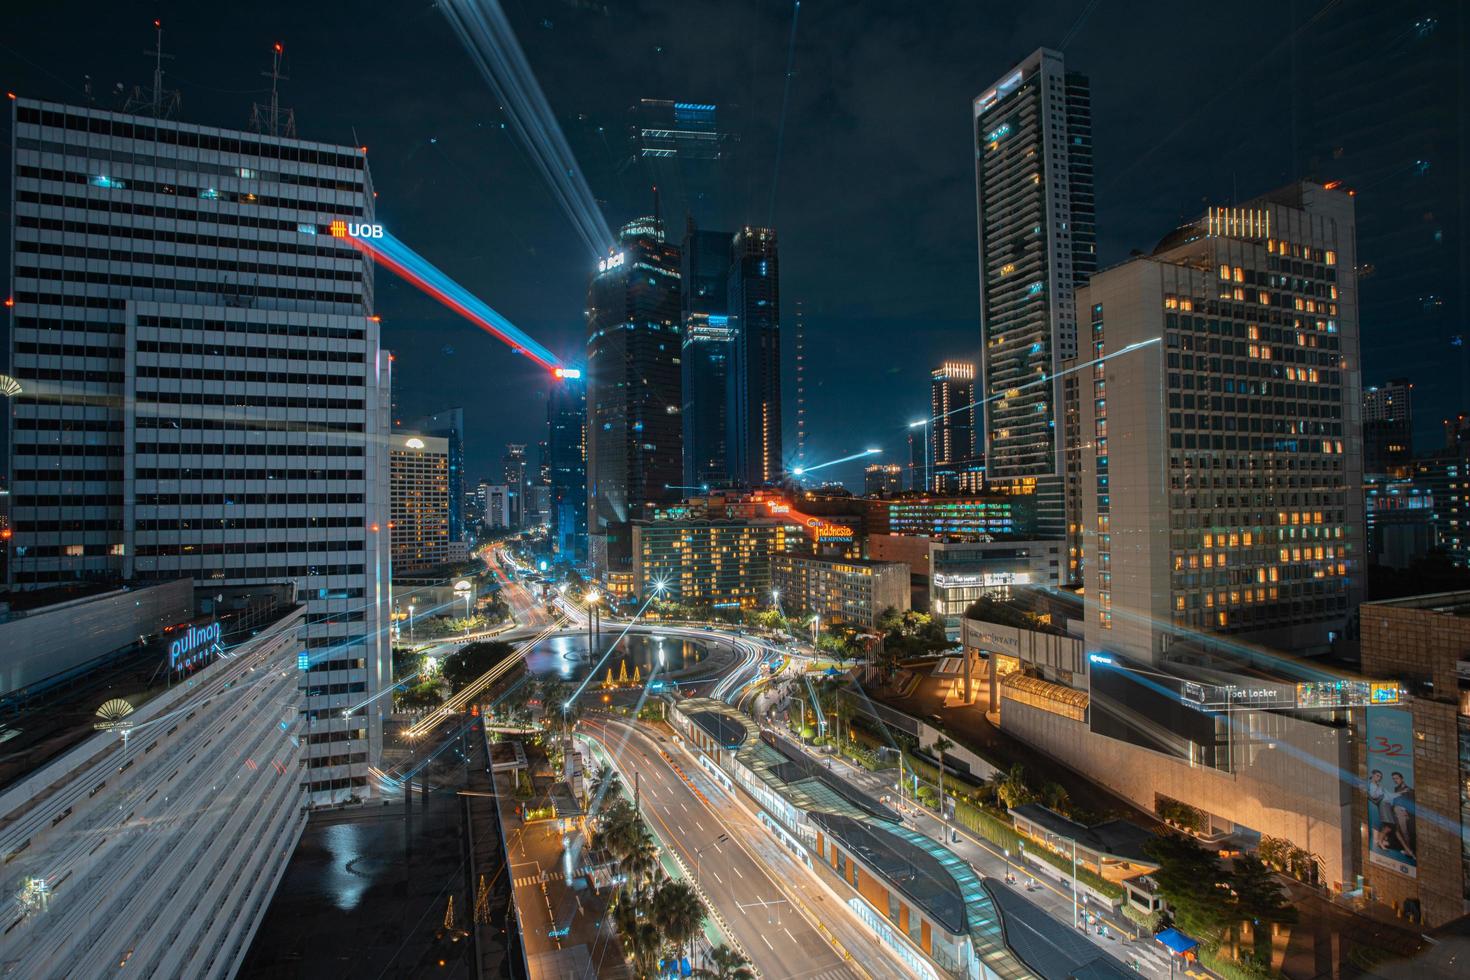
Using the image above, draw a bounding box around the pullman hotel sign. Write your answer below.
[169,621,222,673]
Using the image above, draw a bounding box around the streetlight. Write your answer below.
[1004,848,1012,884]
[770,588,782,621]
[407,603,415,646]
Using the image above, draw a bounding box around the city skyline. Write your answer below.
[2,4,1469,977]
[6,2,1457,488]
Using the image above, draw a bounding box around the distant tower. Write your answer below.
[249,42,297,138]
[795,300,806,471]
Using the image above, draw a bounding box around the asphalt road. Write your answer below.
[581,716,911,980]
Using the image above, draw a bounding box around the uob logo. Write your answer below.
[349,223,384,238]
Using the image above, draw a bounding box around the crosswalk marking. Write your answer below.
[512,870,566,887]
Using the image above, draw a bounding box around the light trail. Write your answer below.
[767,0,802,225]
[342,670,420,716]
[565,589,664,708]
[931,337,1162,429]
[406,619,563,738]
[439,0,613,258]
[332,222,561,372]
[791,447,880,476]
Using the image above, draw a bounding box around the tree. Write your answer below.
[1230,854,1297,961]
[624,831,662,902]
[613,888,662,979]
[651,878,705,966]
[694,945,755,980]
[440,640,514,690]
[994,763,1034,809]
[1143,832,1233,942]
[397,682,444,713]
[932,735,954,822]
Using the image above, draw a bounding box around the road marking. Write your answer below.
[784,927,797,945]
[680,802,689,813]
[733,867,744,879]
[694,819,705,832]
[762,934,774,951]
[711,870,724,884]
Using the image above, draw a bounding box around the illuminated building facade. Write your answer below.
[389,433,449,572]
[630,517,805,608]
[503,442,528,529]
[930,361,979,493]
[772,553,910,629]
[1075,182,1364,659]
[0,603,310,977]
[1363,379,1413,477]
[681,226,735,488]
[862,493,1036,540]
[6,97,391,802]
[973,48,1096,538]
[1357,593,1470,927]
[863,463,904,497]
[414,407,465,541]
[727,227,782,486]
[586,216,683,574]
[547,371,587,560]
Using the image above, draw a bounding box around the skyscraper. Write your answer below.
[973,48,1096,537]
[415,407,466,541]
[1074,183,1363,656]
[547,370,587,560]
[627,99,737,230]
[727,227,782,486]
[586,216,683,575]
[681,226,735,488]
[503,443,528,529]
[6,97,391,801]
[389,433,449,572]
[863,463,904,497]
[1362,378,1413,476]
[931,361,978,493]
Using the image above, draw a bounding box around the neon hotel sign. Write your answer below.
[170,621,222,671]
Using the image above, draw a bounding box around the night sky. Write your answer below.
[3,1,1460,488]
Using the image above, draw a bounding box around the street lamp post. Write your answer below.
[408,603,415,647]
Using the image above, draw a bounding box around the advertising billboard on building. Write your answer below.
[1366,706,1416,878]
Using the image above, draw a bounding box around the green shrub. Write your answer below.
[1200,946,1278,980]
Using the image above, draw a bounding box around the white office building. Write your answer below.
[7,97,391,801]
[0,604,310,977]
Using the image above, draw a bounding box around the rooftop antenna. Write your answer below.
[123,20,181,118]
[250,42,296,138]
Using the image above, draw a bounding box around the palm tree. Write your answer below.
[933,735,954,824]
[596,798,643,862]
[651,878,705,967]
[613,888,663,978]
[996,763,1033,809]
[694,944,755,980]
[624,831,662,901]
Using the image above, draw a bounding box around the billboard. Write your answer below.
[1366,707,1416,878]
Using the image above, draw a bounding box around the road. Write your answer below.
[776,727,1178,978]
[581,716,913,980]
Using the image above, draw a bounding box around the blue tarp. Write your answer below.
[1155,928,1199,955]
